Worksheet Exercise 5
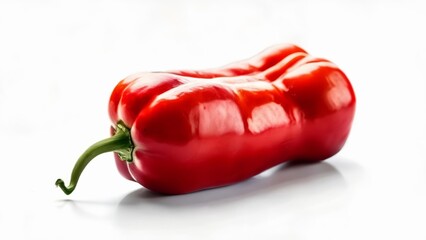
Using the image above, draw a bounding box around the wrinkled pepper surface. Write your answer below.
[56,43,356,195]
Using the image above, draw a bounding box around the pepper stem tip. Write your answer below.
[55,179,74,195]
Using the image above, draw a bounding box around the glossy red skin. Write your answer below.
[108,44,356,194]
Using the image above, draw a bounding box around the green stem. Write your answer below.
[55,122,133,195]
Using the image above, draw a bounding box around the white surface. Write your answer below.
[1,0,425,239]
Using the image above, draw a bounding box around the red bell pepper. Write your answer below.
[56,43,356,195]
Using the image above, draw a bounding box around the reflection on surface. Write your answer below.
[326,71,353,110]
[113,160,352,230]
[189,99,244,137]
[248,102,289,134]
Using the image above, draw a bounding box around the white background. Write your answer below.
[1,0,425,239]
